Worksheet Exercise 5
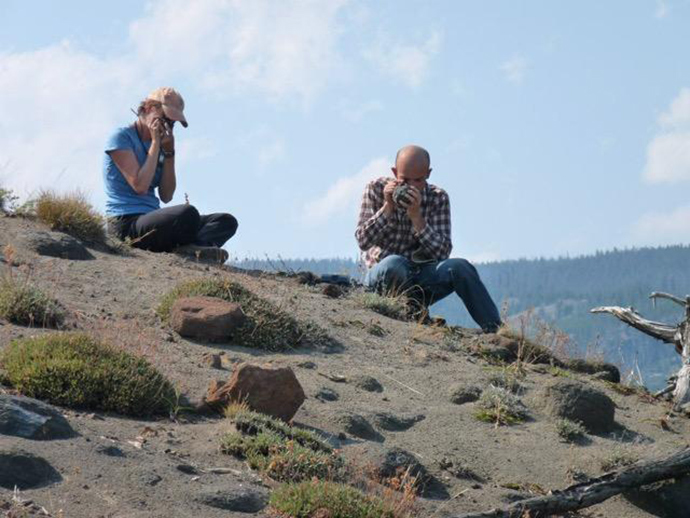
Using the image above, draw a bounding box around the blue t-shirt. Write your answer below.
[103,126,163,216]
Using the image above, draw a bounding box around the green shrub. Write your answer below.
[158,278,329,351]
[270,481,394,518]
[222,405,342,482]
[556,418,586,442]
[487,368,523,393]
[357,292,409,320]
[1,333,176,416]
[474,386,527,426]
[35,190,105,243]
[600,446,639,472]
[0,277,64,327]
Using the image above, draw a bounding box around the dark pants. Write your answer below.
[108,204,238,252]
[365,254,501,332]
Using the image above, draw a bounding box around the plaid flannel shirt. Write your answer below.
[355,177,452,268]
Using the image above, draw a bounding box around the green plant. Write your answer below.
[357,292,409,321]
[1,333,176,416]
[158,278,329,351]
[556,418,587,442]
[222,406,342,482]
[487,367,523,393]
[474,386,527,426]
[34,190,105,243]
[270,481,395,518]
[600,446,639,472]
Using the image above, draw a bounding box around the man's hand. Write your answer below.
[382,179,400,216]
[405,186,426,232]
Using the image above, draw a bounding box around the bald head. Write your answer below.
[392,145,432,188]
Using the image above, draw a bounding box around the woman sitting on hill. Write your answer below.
[103,87,237,261]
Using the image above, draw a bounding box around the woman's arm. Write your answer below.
[108,119,164,195]
[158,154,176,203]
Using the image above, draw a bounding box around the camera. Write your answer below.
[393,184,413,209]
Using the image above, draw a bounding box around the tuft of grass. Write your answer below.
[157,278,330,351]
[1,332,176,416]
[270,480,395,518]
[35,190,105,243]
[0,276,64,327]
[487,367,523,393]
[474,386,528,426]
[222,405,342,482]
[556,418,587,443]
[600,446,640,472]
[357,292,409,321]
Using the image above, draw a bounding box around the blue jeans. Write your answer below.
[364,255,501,332]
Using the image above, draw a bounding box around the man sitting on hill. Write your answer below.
[355,145,502,332]
[103,87,237,261]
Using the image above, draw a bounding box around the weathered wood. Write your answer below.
[590,306,677,344]
[456,447,690,518]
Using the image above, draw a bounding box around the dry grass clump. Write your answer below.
[34,190,105,243]
[474,386,528,426]
[270,480,396,518]
[600,445,640,472]
[158,278,330,351]
[357,292,409,321]
[1,333,176,416]
[556,418,587,443]
[221,404,342,482]
[487,367,523,393]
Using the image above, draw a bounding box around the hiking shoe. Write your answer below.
[174,245,229,264]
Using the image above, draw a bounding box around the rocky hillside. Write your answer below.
[1,214,689,518]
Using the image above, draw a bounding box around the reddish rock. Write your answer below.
[170,296,246,342]
[205,363,305,422]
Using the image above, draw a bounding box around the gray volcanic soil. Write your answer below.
[1,215,689,518]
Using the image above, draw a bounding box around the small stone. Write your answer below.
[448,384,482,405]
[170,296,247,342]
[0,395,75,440]
[19,230,94,260]
[96,445,125,458]
[352,375,383,393]
[333,412,383,442]
[297,361,317,369]
[540,379,615,433]
[203,353,223,369]
[196,485,269,513]
[565,359,621,383]
[0,450,62,489]
[372,412,425,431]
[315,387,339,402]
[176,464,198,475]
[322,284,344,298]
[205,363,305,422]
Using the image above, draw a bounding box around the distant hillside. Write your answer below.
[232,245,690,390]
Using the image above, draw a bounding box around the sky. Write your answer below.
[1,0,689,263]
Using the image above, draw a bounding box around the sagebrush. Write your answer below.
[475,386,527,426]
[0,276,64,327]
[1,333,176,416]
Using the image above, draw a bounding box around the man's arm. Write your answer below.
[415,190,452,260]
[355,180,393,251]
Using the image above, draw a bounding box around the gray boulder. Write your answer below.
[0,395,75,440]
[196,485,269,513]
[352,375,383,392]
[20,230,93,260]
[371,411,425,431]
[540,379,615,433]
[333,412,383,442]
[0,450,61,489]
[448,384,482,405]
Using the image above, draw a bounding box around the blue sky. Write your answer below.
[1,0,689,262]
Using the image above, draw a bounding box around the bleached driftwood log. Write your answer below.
[591,291,690,410]
[456,447,690,518]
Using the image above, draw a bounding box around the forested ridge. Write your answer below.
[232,245,690,389]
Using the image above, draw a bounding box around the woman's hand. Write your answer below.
[148,118,165,145]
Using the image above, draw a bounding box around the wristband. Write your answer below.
[162,149,175,158]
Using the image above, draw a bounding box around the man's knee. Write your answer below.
[375,255,411,290]
[218,213,238,238]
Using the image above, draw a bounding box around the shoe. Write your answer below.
[174,245,229,264]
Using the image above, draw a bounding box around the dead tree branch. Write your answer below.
[590,306,677,344]
[456,447,690,518]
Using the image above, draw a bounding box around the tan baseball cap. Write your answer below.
[147,87,188,128]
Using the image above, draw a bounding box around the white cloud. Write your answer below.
[655,0,669,19]
[130,0,349,101]
[643,87,690,183]
[0,42,137,204]
[257,138,286,168]
[634,205,690,245]
[364,31,442,89]
[340,99,383,123]
[500,55,528,85]
[302,157,389,223]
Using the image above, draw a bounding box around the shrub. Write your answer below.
[556,418,586,442]
[600,446,639,472]
[487,367,523,393]
[357,292,409,321]
[270,481,394,518]
[35,190,105,243]
[474,386,527,426]
[1,333,176,416]
[158,278,329,351]
[221,405,342,482]
[0,276,64,327]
